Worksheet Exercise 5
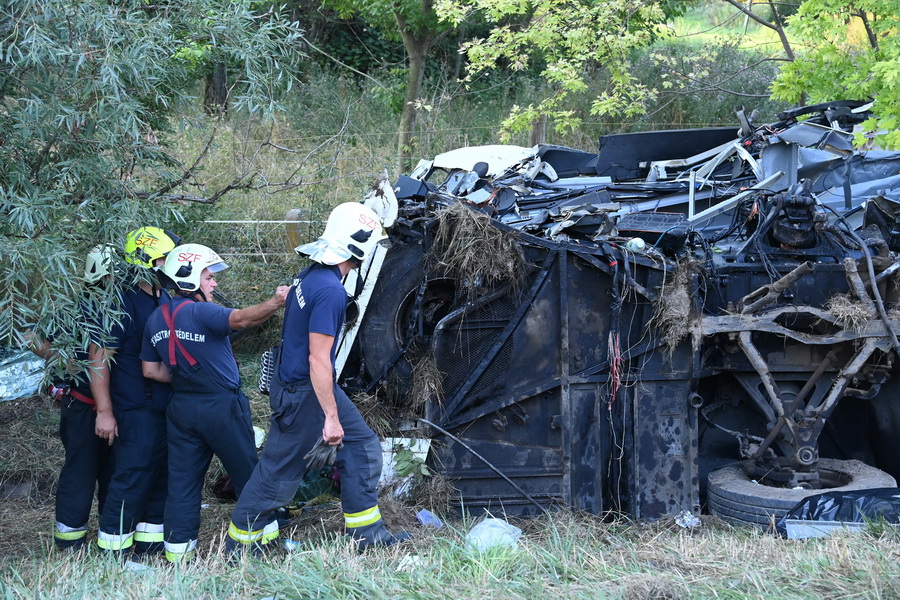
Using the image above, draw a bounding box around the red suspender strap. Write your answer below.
[68,389,96,407]
[161,302,199,368]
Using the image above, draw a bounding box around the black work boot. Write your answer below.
[351,521,411,550]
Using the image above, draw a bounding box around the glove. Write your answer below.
[303,437,343,472]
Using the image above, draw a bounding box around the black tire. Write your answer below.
[358,243,426,384]
[707,458,897,528]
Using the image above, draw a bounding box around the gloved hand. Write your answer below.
[303,437,344,472]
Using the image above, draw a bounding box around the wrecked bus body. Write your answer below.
[339,101,900,524]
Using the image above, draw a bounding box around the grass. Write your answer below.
[3,386,900,599]
[2,497,900,599]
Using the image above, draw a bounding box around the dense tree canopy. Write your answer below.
[0,0,303,356]
[771,0,900,148]
[435,0,683,136]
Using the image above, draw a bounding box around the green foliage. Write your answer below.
[318,21,406,73]
[435,0,672,138]
[771,0,900,148]
[325,0,447,42]
[0,0,304,352]
[393,445,431,481]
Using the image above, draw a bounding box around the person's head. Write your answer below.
[124,227,182,269]
[295,202,387,269]
[158,243,228,302]
[83,244,117,286]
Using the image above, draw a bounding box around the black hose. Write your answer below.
[418,418,549,514]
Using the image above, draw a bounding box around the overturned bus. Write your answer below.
[334,100,900,525]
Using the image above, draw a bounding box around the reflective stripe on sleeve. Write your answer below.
[344,506,381,529]
[134,522,165,543]
[97,529,135,551]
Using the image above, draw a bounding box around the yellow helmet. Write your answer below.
[124,227,182,269]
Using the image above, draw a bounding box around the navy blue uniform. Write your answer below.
[97,286,171,553]
[228,264,388,551]
[141,296,257,561]
[53,304,115,549]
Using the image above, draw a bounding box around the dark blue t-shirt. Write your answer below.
[141,296,240,388]
[106,286,171,411]
[279,264,347,384]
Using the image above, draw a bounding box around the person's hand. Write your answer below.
[95,411,118,445]
[273,285,290,307]
[322,415,344,445]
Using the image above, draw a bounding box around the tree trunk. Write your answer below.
[204,62,228,115]
[397,32,433,172]
[528,115,547,146]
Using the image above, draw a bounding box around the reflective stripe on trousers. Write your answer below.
[164,539,197,562]
[227,520,279,546]
[54,521,88,544]
[135,521,164,544]
[344,505,382,529]
[97,529,134,551]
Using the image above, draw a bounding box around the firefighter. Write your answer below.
[42,245,117,549]
[140,243,289,562]
[94,227,181,555]
[227,202,409,554]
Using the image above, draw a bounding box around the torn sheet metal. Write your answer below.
[0,348,44,402]
[393,102,900,243]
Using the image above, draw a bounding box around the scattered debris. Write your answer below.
[465,517,522,552]
[674,510,702,529]
[0,348,44,402]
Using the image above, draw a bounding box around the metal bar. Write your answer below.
[687,172,783,225]
[752,351,836,461]
[559,250,572,509]
[738,331,787,421]
[437,251,558,421]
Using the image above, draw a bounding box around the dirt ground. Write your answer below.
[0,395,429,563]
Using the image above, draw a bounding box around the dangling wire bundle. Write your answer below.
[607,331,623,410]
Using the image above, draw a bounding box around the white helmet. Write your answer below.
[84,244,116,284]
[296,202,388,265]
[160,243,229,292]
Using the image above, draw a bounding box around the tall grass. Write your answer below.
[2,507,899,599]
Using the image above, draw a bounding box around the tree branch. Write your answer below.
[720,0,777,31]
[299,34,387,90]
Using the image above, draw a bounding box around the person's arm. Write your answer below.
[142,360,172,383]
[28,336,54,359]
[89,343,118,445]
[228,286,290,330]
[309,332,344,445]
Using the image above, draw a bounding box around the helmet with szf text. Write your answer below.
[158,243,229,292]
[295,202,388,265]
[124,226,182,269]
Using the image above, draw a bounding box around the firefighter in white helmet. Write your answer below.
[140,243,289,562]
[47,245,117,549]
[227,202,409,553]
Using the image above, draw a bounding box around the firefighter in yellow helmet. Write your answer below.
[94,227,181,556]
